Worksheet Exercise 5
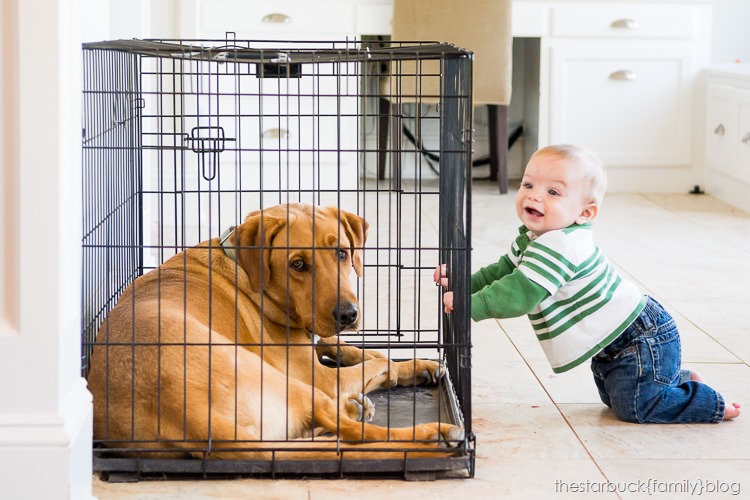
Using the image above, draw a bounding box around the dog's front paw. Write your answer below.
[411,360,446,386]
[343,392,375,422]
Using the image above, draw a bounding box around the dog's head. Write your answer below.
[232,203,368,337]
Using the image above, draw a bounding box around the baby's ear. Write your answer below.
[575,203,599,224]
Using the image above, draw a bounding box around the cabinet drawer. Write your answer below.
[196,0,357,38]
[551,4,696,39]
[549,46,693,166]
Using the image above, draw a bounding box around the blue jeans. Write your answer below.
[591,296,725,424]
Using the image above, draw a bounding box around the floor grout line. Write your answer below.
[493,318,623,500]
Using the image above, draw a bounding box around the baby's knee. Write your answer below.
[610,403,641,424]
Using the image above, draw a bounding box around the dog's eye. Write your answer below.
[290,259,307,271]
[338,250,347,262]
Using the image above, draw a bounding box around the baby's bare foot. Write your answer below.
[689,371,705,383]
[724,402,741,420]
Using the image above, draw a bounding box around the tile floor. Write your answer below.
[93,182,750,499]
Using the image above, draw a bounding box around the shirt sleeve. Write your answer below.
[471,254,515,294]
[471,268,549,321]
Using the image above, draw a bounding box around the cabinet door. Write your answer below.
[549,45,693,166]
[736,88,750,183]
[706,83,737,176]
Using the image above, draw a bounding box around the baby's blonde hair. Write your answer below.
[531,144,607,205]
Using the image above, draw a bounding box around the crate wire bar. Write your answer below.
[81,37,474,479]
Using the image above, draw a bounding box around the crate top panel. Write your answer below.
[81,39,472,64]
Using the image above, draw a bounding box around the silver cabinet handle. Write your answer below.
[262,13,291,24]
[714,124,725,136]
[742,132,750,144]
[263,128,289,140]
[610,18,638,29]
[609,70,637,81]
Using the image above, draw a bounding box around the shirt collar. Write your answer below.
[519,222,593,240]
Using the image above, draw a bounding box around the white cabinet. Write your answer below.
[706,66,750,211]
[545,2,709,174]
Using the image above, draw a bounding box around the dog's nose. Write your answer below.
[333,302,359,328]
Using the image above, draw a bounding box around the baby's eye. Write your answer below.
[521,182,533,189]
[548,189,560,196]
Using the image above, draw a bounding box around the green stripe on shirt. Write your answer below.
[534,275,623,340]
[529,264,616,321]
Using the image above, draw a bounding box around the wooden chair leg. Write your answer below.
[377,98,401,186]
[377,97,389,181]
[389,102,401,190]
[488,104,509,194]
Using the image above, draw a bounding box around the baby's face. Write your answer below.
[515,154,595,236]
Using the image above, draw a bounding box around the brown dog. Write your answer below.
[88,203,462,459]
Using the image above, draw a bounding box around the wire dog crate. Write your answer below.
[81,36,473,481]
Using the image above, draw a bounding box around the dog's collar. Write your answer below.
[220,226,237,261]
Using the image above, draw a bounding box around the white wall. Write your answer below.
[80,0,109,42]
[711,0,750,63]
[1,0,93,498]
[81,0,179,41]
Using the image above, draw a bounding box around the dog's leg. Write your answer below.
[389,359,447,387]
[355,359,445,393]
[315,336,386,366]
[312,357,402,397]
[312,357,446,398]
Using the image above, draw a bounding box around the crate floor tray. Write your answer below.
[94,374,473,481]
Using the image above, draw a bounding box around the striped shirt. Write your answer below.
[510,224,646,372]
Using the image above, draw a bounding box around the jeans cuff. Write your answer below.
[711,393,726,424]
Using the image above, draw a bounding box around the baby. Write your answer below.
[436,144,740,423]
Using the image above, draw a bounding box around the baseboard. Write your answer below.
[0,378,93,499]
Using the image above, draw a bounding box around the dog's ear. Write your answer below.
[234,210,283,292]
[338,209,369,277]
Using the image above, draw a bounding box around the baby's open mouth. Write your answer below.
[525,207,544,217]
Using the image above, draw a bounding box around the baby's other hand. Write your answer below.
[434,264,448,288]
[443,291,454,313]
